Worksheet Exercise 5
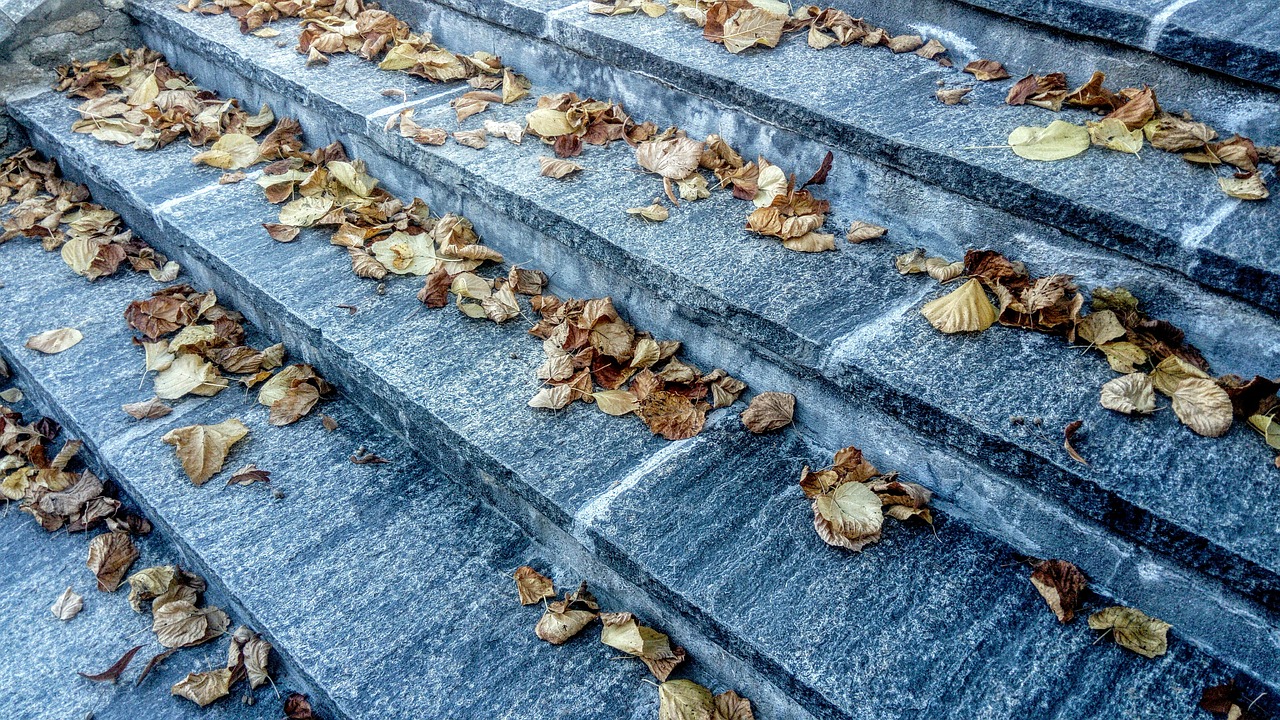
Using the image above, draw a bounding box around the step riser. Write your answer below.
[376,0,1280,316]
[129,10,1280,608]
[20,79,1280,701]
[0,345,345,720]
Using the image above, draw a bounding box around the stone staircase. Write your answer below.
[2,0,1279,716]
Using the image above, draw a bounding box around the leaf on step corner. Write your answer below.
[1062,420,1088,466]
[535,582,599,644]
[963,59,1010,81]
[87,531,139,592]
[740,391,794,433]
[1088,606,1170,658]
[514,566,555,605]
[1029,559,1086,623]
[171,668,233,706]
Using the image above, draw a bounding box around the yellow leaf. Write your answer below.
[1088,606,1170,658]
[920,278,997,333]
[154,353,227,400]
[1087,118,1143,155]
[1008,120,1090,161]
[591,390,640,416]
[191,133,260,170]
[1170,377,1233,437]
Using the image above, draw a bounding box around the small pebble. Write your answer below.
[272,489,285,500]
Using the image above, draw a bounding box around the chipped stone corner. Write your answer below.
[1,0,140,157]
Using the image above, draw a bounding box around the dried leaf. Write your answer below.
[636,136,704,180]
[514,566,555,605]
[87,531,139,592]
[79,645,143,682]
[171,668,232,706]
[1100,373,1156,415]
[51,586,84,621]
[1008,121,1090,161]
[659,679,714,720]
[1150,355,1211,397]
[1171,378,1233,437]
[627,199,669,222]
[812,480,883,552]
[154,353,228,399]
[963,59,1010,81]
[1088,606,1170,658]
[638,390,706,440]
[740,391,794,433]
[540,157,584,179]
[1063,420,1088,466]
[846,221,887,243]
[920,278,997,333]
[122,397,173,420]
[153,599,230,648]
[592,390,640,416]
[535,583,599,644]
[1087,118,1143,155]
[227,463,271,486]
[936,87,972,105]
[25,327,83,354]
[161,418,250,484]
[1218,174,1269,201]
[1030,560,1086,623]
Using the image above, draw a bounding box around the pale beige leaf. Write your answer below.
[171,668,232,706]
[51,587,84,621]
[191,134,260,170]
[1008,121,1090,161]
[1088,606,1170,658]
[659,679,715,720]
[161,419,250,485]
[920,278,997,333]
[25,327,83,354]
[846,221,887,243]
[1170,378,1233,437]
[1149,355,1210,396]
[592,390,640,416]
[154,353,227,399]
[539,156,584,179]
[1099,373,1156,415]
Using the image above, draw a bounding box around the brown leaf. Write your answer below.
[227,463,271,486]
[25,327,84,354]
[153,599,230,648]
[161,418,250,485]
[1063,420,1088,466]
[284,693,318,719]
[636,136,704,180]
[514,566,555,605]
[1029,559,1087,623]
[963,59,1010,81]
[600,612,686,680]
[122,397,173,420]
[79,645,143,682]
[263,223,301,242]
[1099,373,1156,415]
[87,531,139,592]
[135,648,178,687]
[740,391,794,433]
[800,151,833,189]
[638,391,707,440]
[845,221,887,243]
[171,668,232,706]
[539,156,585,179]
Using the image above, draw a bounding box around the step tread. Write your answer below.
[12,90,1269,717]
[0,242,665,719]
[63,9,1280,595]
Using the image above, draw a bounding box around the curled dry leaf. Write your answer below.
[51,586,84,621]
[1029,559,1086,623]
[227,463,271,486]
[539,156,584,179]
[514,566,555,605]
[638,390,707,440]
[25,327,83,354]
[79,644,143,682]
[1008,120,1090,161]
[1149,355,1211,397]
[1218,174,1269,201]
[963,59,1010,81]
[227,625,273,689]
[627,199,669,222]
[1063,420,1088,466]
[153,599,230,648]
[740,391,795,433]
[154,353,228,399]
[1099,373,1156,415]
[600,611,686,681]
[1088,118,1143,155]
[453,128,488,149]
[920,278,997,333]
[659,679,714,720]
[87,531,139,592]
[535,582,599,644]
[161,418,250,485]
[636,136,704,180]
[813,480,883,551]
[122,397,173,420]
[1171,377,1233,437]
[936,87,972,105]
[172,668,233,706]
[1088,606,1171,658]
[846,221,887,243]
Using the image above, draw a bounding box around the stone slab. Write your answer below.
[76,5,1280,610]
[1159,0,1280,92]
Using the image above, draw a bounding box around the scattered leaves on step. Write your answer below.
[514,566,556,605]
[963,59,1010,81]
[79,645,143,682]
[1100,373,1156,415]
[1007,121,1090,161]
[536,582,600,644]
[800,446,932,551]
[1029,559,1086,623]
[161,418,250,485]
[1088,606,1170,658]
[600,611,687,680]
[920,278,997,333]
[740,391,794,433]
[172,668,233,706]
[51,586,84,621]
[25,327,83,354]
[87,531,139,592]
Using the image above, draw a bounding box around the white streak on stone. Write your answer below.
[1180,198,1239,248]
[574,434,706,529]
[366,87,466,120]
[908,24,978,61]
[1143,0,1199,50]
[155,169,263,214]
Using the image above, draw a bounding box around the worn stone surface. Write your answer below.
[0,0,138,97]
[0,240,693,720]
[1159,0,1280,90]
[89,4,1280,607]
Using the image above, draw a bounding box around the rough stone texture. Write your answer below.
[0,240,708,720]
[0,0,138,97]
[1159,0,1280,91]
[108,1,1280,614]
[1,212,1270,720]
[370,0,1280,314]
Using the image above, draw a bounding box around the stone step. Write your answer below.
[371,0,1280,315]
[952,0,1280,91]
[110,0,1280,651]
[0,239,1255,720]
[0,241,761,718]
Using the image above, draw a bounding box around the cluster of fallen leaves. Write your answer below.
[1026,558,1171,659]
[902,247,1280,454]
[594,0,953,68]
[181,0,517,93]
[798,444,932,551]
[0,148,179,282]
[999,70,1278,200]
[526,294,747,438]
[515,567,753,719]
